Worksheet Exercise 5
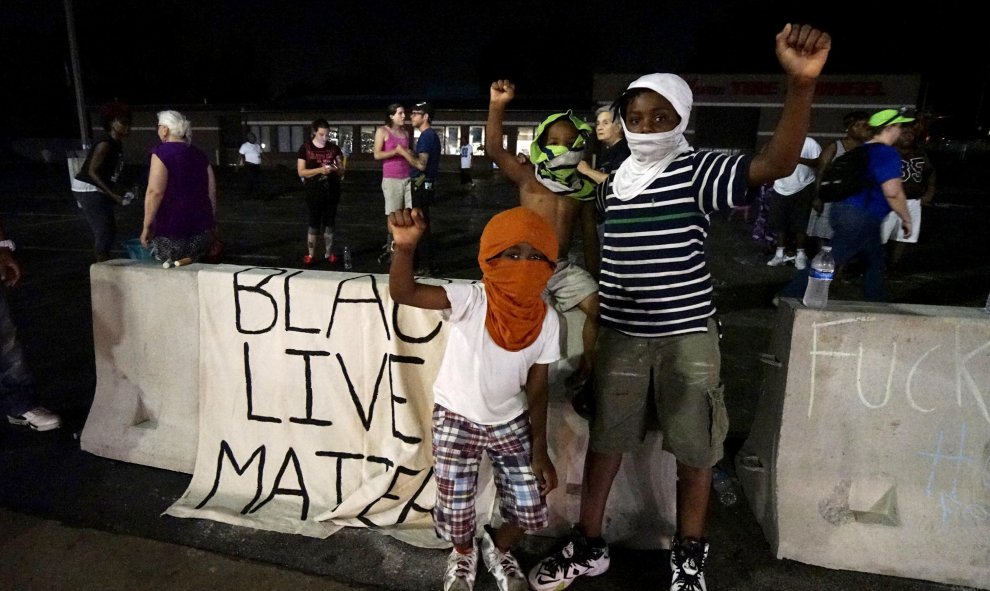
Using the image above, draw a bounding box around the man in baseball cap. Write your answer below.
[868,107,915,128]
[407,101,440,274]
[412,101,433,119]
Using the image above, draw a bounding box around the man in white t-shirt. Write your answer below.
[238,132,264,199]
[766,136,822,269]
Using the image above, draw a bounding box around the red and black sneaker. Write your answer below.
[303,254,314,266]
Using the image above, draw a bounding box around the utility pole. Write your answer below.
[64,0,94,195]
[976,75,988,136]
[65,0,88,149]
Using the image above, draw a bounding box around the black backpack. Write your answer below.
[817,144,873,203]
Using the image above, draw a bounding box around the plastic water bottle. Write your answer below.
[802,246,835,309]
[712,466,739,506]
[343,245,353,270]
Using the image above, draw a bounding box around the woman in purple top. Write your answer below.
[372,103,413,261]
[141,110,217,262]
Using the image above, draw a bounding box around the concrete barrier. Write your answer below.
[736,298,990,590]
[542,401,677,549]
[81,260,203,473]
[81,261,677,547]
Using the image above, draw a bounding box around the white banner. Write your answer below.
[166,267,493,547]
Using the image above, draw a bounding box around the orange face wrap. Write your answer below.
[477,207,559,351]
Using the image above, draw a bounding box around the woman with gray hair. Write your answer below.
[140,110,217,263]
[577,104,629,186]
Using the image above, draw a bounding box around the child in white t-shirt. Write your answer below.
[388,205,561,591]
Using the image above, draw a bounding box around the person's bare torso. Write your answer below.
[518,175,581,258]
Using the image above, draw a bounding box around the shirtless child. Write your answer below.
[486,80,600,398]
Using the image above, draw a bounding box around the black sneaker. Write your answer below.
[527,529,610,591]
[670,536,709,591]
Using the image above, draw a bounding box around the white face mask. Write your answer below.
[610,73,695,201]
[612,116,692,202]
[623,126,687,164]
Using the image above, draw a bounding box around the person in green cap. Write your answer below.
[779,107,913,301]
[486,81,601,402]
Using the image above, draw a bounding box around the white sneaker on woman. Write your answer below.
[7,406,62,431]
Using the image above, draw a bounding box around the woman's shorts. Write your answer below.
[382,178,412,215]
[880,198,922,244]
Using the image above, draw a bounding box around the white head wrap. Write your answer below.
[613,73,694,201]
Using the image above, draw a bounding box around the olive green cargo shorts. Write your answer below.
[590,318,727,468]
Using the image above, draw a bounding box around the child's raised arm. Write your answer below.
[486,80,535,187]
[388,208,450,310]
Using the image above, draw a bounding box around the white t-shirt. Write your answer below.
[772,136,822,195]
[239,142,263,165]
[459,144,473,169]
[433,283,561,425]
[67,150,97,193]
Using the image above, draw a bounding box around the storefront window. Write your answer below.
[516,127,535,159]
[259,126,272,152]
[468,126,484,154]
[290,126,305,152]
[443,126,460,155]
[340,127,354,156]
[249,125,267,152]
[277,126,292,153]
[360,126,377,153]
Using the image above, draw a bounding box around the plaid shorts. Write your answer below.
[431,404,548,546]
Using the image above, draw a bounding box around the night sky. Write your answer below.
[2,0,986,139]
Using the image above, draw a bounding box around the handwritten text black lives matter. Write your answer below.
[193,268,451,526]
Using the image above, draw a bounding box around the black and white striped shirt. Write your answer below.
[599,151,752,337]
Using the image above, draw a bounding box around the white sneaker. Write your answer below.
[794,252,808,270]
[443,541,478,591]
[480,528,527,591]
[766,254,795,267]
[7,406,62,432]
